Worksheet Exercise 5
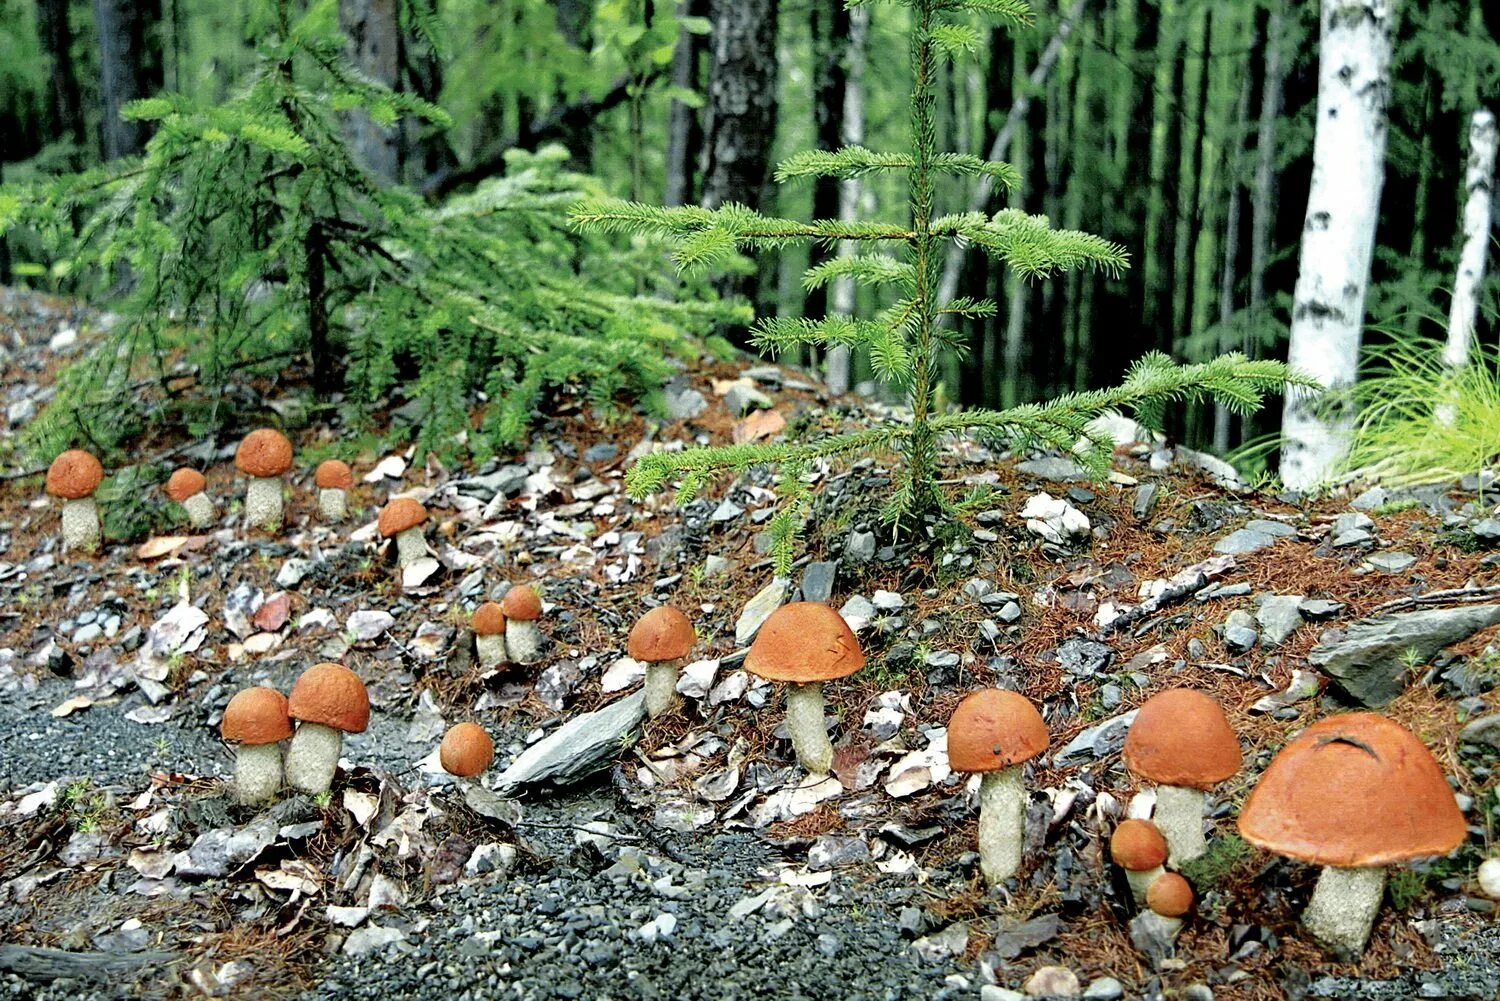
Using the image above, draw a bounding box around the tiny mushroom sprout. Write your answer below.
[46,449,105,552]
[440,722,495,780]
[628,605,696,719]
[377,497,429,570]
[1146,872,1195,935]
[1122,688,1242,866]
[472,602,508,670]
[235,428,294,530]
[221,686,293,804]
[947,688,1050,886]
[501,585,545,665]
[166,468,215,529]
[744,602,865,776]
[1237,712,1465,958]
[314,460,354,521]
[284,662,370,796]
[1111,819,1169,904]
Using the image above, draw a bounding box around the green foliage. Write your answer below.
[1178,833,1251,892]
[1386,868,1431,912]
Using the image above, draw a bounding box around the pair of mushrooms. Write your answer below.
[236,431,356,529]
[220,663,370,802]
[471,586,546,667]
[1110,819,1195,938]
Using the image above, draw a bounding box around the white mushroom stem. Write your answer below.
[394,526,427,568]
[245,477,284,530]
[60,497,100,552]
[234,743,283,804]
[1153,784,1209,866]
[644,659,682,718]
[284,723,344,795]
[1303,865,1387,958]
[183,493,216,529]
[786,682,833,774]
[1125,866,1166,905]
[978,765,1027,886]
[318,488,347,521]
[475,634,508,670]
[506,620,543,665]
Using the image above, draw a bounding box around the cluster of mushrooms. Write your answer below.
[221,662,370,800]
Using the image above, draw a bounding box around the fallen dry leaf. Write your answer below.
[254,592,292,632]
[137,536,191,559]
[50,695,93,718]
[732,409,786,444]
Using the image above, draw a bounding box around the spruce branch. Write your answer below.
[801,254,914,291]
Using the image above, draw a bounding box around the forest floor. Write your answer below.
[1,287,1499,1001]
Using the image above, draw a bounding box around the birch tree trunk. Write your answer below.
[1442,110,1497,372]
[826,4,868,395]
[339,0,402,182]
[1278,0,1395,491]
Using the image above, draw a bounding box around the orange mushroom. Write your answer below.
[221,686,292,804]
[235,429,294,531]
[628,606,696,718]
[948,688,1049,885]
[46,449,105,552]
[284,663,369,796]
[314,460,354,521]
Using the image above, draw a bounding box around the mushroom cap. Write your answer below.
[165,467,207,502]
[947,688,1049,772]
[744,602,865,683]
[500,585,542,621]
[221,686,293,745]
[440,722,495,778]
[235,429,294,478]
[1122,688,1242,790]
[314,459,354,490]
[1147,872,1194,918]
[377,497,427,538]
[472,601,507,636]
[627,606,696,663]
[288,662,369,733]
[1110,819,1169,872]
[45,449,104,499]
[1237,712,1465,868]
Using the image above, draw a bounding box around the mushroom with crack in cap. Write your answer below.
[284,663,370,796]
[500,585,545,665]
[744,602,864,775]
[235,429,294,531]
[472,602,508,670]
[377,497,429,571]
[220,686,293,804]
[314,460,354,521]
[165,468,215,529]
[1111,819,1169,904]
[947,688,1050,886]
[1237,712,1465,958]
[440,722,495,782]
[46,449,105,552]
[628,606,696,718]
[1122,688,1242,866]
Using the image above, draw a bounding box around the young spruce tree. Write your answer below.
[577,0,1309,573]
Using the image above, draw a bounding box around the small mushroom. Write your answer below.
[472,601,508,670]
[166,468,215,529]
[235,429,294,531]
[220,686,292,804]
[1145,871,1195,937]
[1122,688,1242,866]
[377,497,429,570]
[1111,819,1169,904]
[947,688,1049,886]
[501,585,545,665]
[46,449,104,552]
[440,722,495,781]
[314,460,354,521]
[284,662,370,796]
[744,602,864,775]
[628,606,696,718]
[1237,712,1465,957]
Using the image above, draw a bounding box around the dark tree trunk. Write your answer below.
[93,0,164,160]
[36,0,86,146]
[665,0,709,206]
[306,221,333,397]
[803,0,850,324]
[554,0,594,167]
[339,0,403,181]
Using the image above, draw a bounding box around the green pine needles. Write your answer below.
[576,0,1308,574]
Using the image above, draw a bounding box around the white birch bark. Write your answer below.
[1278,0,1395,491]
[825,4,868,396]
[1442,109,1497,372]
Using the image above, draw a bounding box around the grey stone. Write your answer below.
[1309,605,1500,706]
[1333,529,1374,547]
[1245,518,1297,538]
[1082,978,1124,1000]
[872,590,906,612]
[807,836,870,871]
[1133,484,1160,521]
[1128,911,1180,963]
[346,610,395,641]
[1055,710,1138,765]
[1024,966,1080,997]
[800,561,839,603]
[1299,598,1345,619]
[1350,487,1389,511]
[491,692,647,795]
[981,988,1026,1001]
[998,601,1023,624]
[1222,609,1259,653]
[724,382,773,415]
[1056,639,1113,678]
[735,578,790,645]
[1256,595,1305,647]
[710,499,744,523]
[665,386,707,419]
[1333,512,1375,535]
[173,818,278,877]
[454,465,530,500]
[1016,457,1088,482]
[1213,528,1277,556]
[275,558,315,588]
[844,531,877,562]
[1473,519,1500,543]
[1460,713,1500,750]
[1367,551,1416,573]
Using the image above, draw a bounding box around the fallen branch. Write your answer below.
[0,945,177,984]
[1368,585,1500,615]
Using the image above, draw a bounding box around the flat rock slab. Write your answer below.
[1309,604,1500,706]
[492,691,646,795]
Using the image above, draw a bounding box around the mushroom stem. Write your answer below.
[1303,865,1386,958]
[284,722,344,795]
[785,682,833,774]
[978,765,1027,886]
[475,634,508,670]
[183,493,216,529]
[644,659,681,718]
[234,743,283,804]
[506,620,543,665]
[1125,866,1166,905]
[394,527,426,568]
[318,488,347,521]
[60,497,100,552]
[1153,784,1208,865]
[245,477,284,530]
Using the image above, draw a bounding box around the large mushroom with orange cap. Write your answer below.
[166,467,215,529]
[377,497,429,570]
[284,662,370,795]
[472,601,508,670]
[235,429,294,530]
[629,606,696,719]
[745,602,864,775]
[501,584,544,665]
[46,449,105,552]
[221,686,293,804]
[1122,688,1242,866]
[314,460,354,521]
[1237,712,1465,957]
[1111,818,1169,904]
[440,722,495,781]
[948,688,1049,885]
